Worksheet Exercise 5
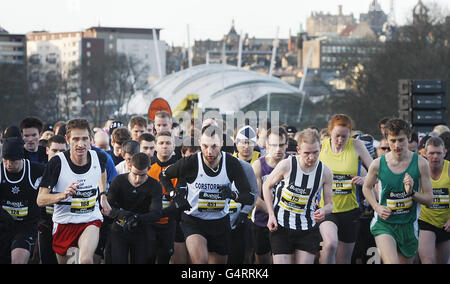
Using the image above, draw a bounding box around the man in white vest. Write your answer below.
[37,119,111,264]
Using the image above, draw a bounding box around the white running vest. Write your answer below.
[52,150,103,224]
[273,156,323,230]
[186,152,231,220]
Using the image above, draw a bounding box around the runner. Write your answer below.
[115,140,140,175]
[362,118,433,264]
[0,137,45,264]
[318,114,373,264]
[129,116,148,142]
[107,153,163,264]
[251,127,288,264]
[263,129,333,264]
[159,125,254,264]
[147,131,179,264]
[20,117,48,164]
[139,133,156,159]
[37,119,111,264]
[228,126,259,264]
[418,136,449,264]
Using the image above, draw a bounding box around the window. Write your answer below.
[86,42,91,48]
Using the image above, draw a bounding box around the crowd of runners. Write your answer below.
[0,112,448,264]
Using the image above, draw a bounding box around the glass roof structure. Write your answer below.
[125,64,301,115]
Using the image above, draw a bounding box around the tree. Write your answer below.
[328,4,449,136]
[81,52,150,126]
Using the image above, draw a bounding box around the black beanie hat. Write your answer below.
[3,125,21,139]
[2,137,25,160]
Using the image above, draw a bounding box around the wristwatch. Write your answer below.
[99,191,107,197]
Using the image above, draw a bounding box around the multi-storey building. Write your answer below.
[26,27,166,120]
[0,27,26,65]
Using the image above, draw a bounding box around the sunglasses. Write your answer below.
[380,147,390,151]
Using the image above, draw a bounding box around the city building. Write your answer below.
[0,26,26,65]
[26,26,166,120]
[306,5,356,37]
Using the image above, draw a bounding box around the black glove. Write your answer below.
[172,193,192,211]
[233,212,248,229]
[114,210,133,231]
[124,214,139,232]
[218,185,238,201]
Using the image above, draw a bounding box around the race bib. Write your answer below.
[429,188,449,209]
[198,191,226,212]
[332,174,353,195]
[279,183,311,214]
[71,188,97,214]
[386,196,413,215]
[2,204,28,220]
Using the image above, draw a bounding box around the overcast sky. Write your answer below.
[1,0,448,45]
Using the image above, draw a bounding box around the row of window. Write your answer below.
[321,45,380,54]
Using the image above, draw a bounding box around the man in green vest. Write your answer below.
[362,118,433,264]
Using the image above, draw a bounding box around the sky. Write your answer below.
[1,0,448,46]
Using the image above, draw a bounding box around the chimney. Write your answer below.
[338,5,343,16]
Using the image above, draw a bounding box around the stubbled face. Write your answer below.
[67,128,91,159]
[131,125,146,141]
[265,134,287,160]
[128,166,149,187]
[47,142,67,161]
[154,116,172,134]
[22,127,40,152]
[140,140,155,158]
[386,131,409,157]
[200,134,222,165]
[298,141,321,167]
[156,136,174,160]
[426,144,445,169]
[236,140,255,160]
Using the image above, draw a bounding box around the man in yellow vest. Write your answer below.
[418,136,449,264]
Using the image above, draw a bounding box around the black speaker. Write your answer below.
[398,79,447,132]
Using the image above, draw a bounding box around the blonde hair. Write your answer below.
[296,128,320,145]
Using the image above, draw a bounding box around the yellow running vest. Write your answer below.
[419,160,450,228]
[319,137,359,213]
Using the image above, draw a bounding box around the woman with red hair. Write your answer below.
[318,114,373,264]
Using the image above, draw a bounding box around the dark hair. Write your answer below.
[47,135,67,146]
[155,131,173,142]
[425,136,445,149]
[267,127,288,142]
[20,116,44,133]
[131,152,150,170]
[378,117,392,128]
[66,119,91,139]
[384,118,411,138]
[138,133,155,143]
[121,140,141,155]
[409,131,419,143]
[111,127,131,145]
[201,125,222,139]
[129,116,147,129]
